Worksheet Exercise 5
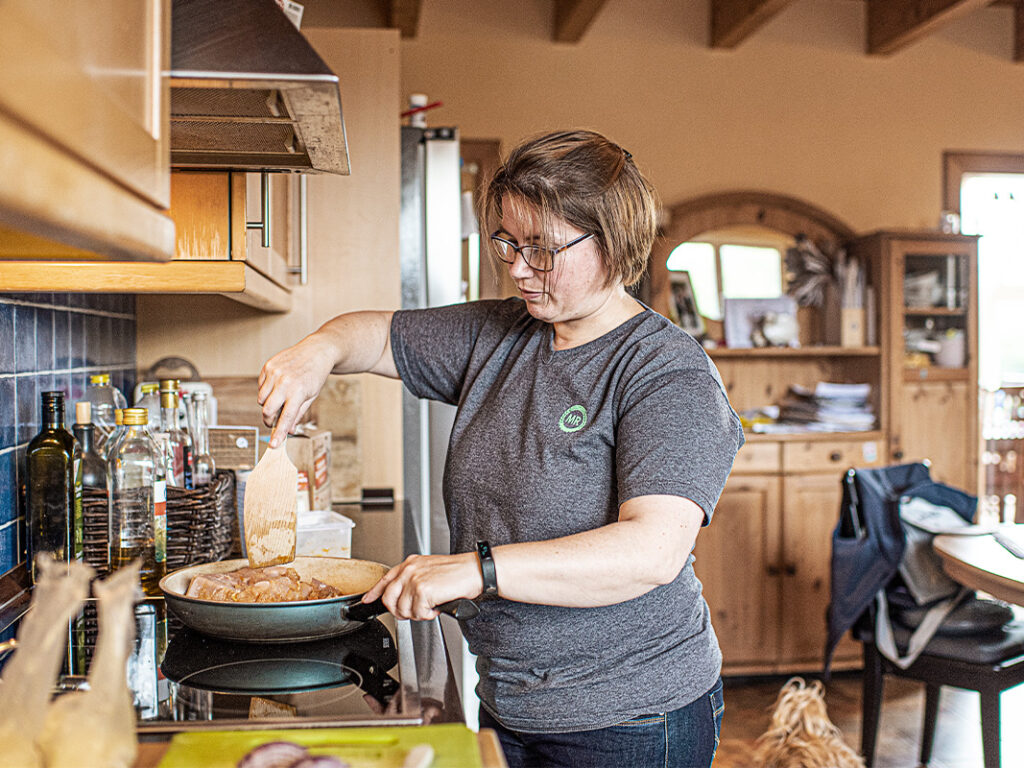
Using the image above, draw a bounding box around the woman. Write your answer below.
[258,130,744,767]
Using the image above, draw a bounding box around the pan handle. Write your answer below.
[346,597,480,623]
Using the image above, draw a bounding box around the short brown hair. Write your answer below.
[480,130,658,288]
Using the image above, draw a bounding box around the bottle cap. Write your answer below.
[89,373,111,385]
[158,378,179,393]
[141,383,159,394]
[122,408,149,426]
[160,391,179,409]
[114,409,124,426]
[75,401,91,424]
[41,391,65,405]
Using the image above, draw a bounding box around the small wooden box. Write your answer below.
[840,307,866,348]
[208,426,259,470]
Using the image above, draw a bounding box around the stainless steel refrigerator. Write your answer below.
[399,124,480,722]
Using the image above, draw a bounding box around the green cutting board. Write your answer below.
[157,723,483,768]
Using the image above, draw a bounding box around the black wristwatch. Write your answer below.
[476,540,498,597]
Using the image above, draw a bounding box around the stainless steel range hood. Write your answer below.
[170,0,349,174]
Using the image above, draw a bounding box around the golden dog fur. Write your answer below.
[750,677,865,768]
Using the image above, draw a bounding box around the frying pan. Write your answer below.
[159,557,479,643]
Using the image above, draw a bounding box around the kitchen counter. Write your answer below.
[0,498,501,764]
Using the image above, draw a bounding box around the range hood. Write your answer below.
[169,0,349,174]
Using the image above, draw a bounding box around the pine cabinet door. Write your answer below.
[694,475,781,670]
[0,0,170,209]
[779,472,859,667]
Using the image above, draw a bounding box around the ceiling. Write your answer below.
[300,0,1023,60]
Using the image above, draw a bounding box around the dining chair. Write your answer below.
[825,463,1024,768]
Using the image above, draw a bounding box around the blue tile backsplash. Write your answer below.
[0,293,136,575]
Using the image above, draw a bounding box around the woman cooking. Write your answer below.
[258,129,744,768]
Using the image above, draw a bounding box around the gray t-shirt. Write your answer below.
[390,298,743,733]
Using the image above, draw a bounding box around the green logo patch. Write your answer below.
[558,405,588,433]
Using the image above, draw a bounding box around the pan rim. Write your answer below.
[159,556,388,608]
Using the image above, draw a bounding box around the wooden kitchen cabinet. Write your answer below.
[0,171,301,312]
[695,472,782,669]
[696,436,878,674]
[849,231,980,492]
[0,0,175,262]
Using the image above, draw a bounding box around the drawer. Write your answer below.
[782,440,882,474]
[731,441,781,474]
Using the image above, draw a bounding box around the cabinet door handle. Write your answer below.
[894,450,904,460]
[246,171,272,248]
[829,451,842,462]
[287,175,309,285]
[784,563,797,576]
[767,564,781,576]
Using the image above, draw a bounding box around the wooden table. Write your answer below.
[933,525,1024,606]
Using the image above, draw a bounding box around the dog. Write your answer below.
[750,677,865,768]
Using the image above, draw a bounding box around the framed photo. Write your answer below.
[668,270,705,337]
[722,296,798,348]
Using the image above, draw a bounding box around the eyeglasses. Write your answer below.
[489,231,594,272]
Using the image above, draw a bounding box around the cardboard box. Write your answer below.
[208,426,260,470]
[286,428,332,512]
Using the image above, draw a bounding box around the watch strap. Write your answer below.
[476,540,498,597]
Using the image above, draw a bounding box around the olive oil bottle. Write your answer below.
[26,391,83,581]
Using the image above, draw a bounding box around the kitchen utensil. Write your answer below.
[243,443,299,567]
[159,557,479,643]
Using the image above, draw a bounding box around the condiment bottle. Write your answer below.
[26,391,83,581]
[108,408,166,595]
[72,401,106,490]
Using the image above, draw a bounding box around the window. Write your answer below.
[960,172,1024,387]
[665,227,787,321]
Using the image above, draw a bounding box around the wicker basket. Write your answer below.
[82,471,237,577]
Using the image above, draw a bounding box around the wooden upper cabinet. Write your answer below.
[0,0,174,262]
[848,231,980,493]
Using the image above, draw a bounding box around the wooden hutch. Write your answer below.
[649,193,979,675]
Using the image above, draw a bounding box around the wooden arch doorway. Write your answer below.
[648,191,856,320]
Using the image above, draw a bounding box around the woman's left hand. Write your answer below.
[361,552,483,621]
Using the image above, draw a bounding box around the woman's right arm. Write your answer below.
[258,310,397,447]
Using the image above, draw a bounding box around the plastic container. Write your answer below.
[296,510,355,559]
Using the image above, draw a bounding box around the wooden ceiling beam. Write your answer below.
[867,0,992,55]
[553,0,608,43]
[386,0,422,38]
[1015,1,1024,62]
[710,0,796,49]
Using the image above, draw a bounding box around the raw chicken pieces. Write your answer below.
[185,566,344,603]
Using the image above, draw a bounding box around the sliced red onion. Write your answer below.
[290,757,350,768]
[236,741,309,768]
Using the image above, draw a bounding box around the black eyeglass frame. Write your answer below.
[488,231,594,272]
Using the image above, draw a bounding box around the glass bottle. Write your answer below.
[108,408,166,596]
[135,383,161,433]
[27,392,83,581]
[157,379,184,430]
[85,373,128,449]
[185,392,216,487]
[101,408,126,461]
[71,401,106,490]
[160,391,194,489]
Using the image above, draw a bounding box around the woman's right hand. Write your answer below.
[257,333,338,447]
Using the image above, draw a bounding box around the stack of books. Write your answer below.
[776,382,876,432]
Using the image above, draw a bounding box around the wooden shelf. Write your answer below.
[744,429,885,443]
[0,260,291,312]
[904,366,971,382]
[708,345,881,358]
[904,307,966,316]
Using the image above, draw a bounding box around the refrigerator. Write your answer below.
[398,125,481,723]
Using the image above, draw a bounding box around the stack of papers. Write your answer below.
[776,382,876,432]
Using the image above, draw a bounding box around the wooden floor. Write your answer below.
[715,672,1024,768]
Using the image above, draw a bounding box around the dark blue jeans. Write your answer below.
[480,678,724,768]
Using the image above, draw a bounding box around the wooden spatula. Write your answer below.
[243,442,299,567]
